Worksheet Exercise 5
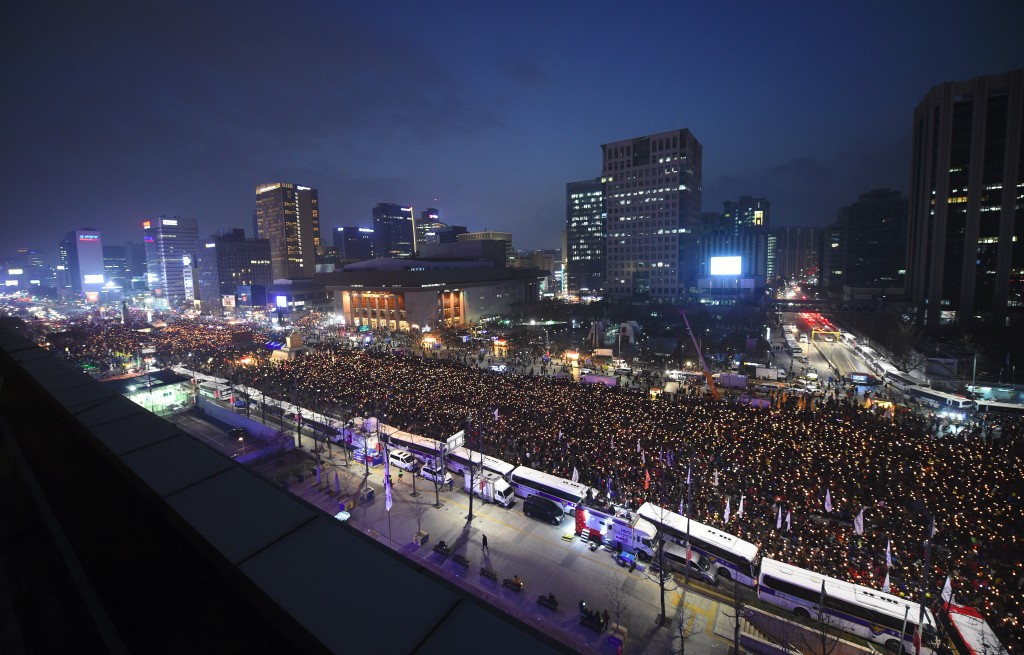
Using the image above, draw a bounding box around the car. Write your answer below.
[388,450,418,472]
[488,363,507,373]
[662,542,719,586]
[420,463,453,487]
[523,494,563,525]
[613,366,633,375]
[579,368,594,375]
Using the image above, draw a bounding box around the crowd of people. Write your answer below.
[38,317,1024,650]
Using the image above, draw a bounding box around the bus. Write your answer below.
[884,371,919,393]
[508,466,592,511]
[942,604,1009,655]
[382,430,446,464]
[637,502,759,586]
[974,400,1024,416]
[198,381,231,399]
[446,446,516,479]
[906,386,974,410]
[757,558,939,654]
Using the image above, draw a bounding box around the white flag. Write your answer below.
[723,498,731,523]
[493,408,499,420]
[854,507,864,535]
[686,463,691,486]
[738,495,745,518]
[882,570,891,594]
[785,510,791,531]
[713,469,719,487]
[384,446,393,512]
[637,438,641,452]
[885,539,892,568]
[572,467,579,483]
[776,506,782,530]
[679,498,685,516]
[941,575,952,603]
[641,450,646,465]
[824,489,833,513]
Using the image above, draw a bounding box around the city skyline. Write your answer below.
[2,1,1023,255]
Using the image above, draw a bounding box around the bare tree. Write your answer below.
[719,577,745,655]
[887,322,926,374]
[411,498,430,541]
[605,576,630,634]
[673,589,698,655]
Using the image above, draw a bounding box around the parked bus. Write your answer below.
[508,466,592,511]
[382,430,446,463]
[198,381,231,399]
[446,446,516,479]
[884,371,919,393]
[757,558,939,654]
[637,502,759,586]
[906,385,974,410]
[974,400,1024,416]
[942,604,1009,655]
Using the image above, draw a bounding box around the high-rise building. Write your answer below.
[602,128,702,300]
[333,226,376,261]
[197,229,272,315]
[143,216,199,308]
[416,208,447,249]
[372,203,415,258]
[436,225,468,243]
[907,68,1024,327]
[59,229,105,301]
[457,231,514,266]
[721,196,770,236]
[103,245,129,290]
[255,183,321,280]
[770,227,823,283]
[565,178,606,296]
[823,189,908,296]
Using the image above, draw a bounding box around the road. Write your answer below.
[167,407,748,655]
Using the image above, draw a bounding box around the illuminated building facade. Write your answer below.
[416,208,447,249]
[143,216,199,307]
[602,128,702,300]
[907,68,1024,326]
[60,229,105,301]
[322,259,545,332]
[565,178,606,296]
[255,183,321,280]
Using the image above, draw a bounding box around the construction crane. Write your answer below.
[680,309,720,401]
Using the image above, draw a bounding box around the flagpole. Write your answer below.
[900,605,909,652]
[684,462,692,589]
[918,515,934,654]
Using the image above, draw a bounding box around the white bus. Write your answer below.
[508,466,591,511]
[974,400,1024,417]
[382,430,445,464]
[884,371,919,393]
[446,447,516,479]
[906,386,974,410]
[944,604,1009,655]
[637,502,759,586]
[757,558,939,654]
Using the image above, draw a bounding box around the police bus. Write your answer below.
[757,558,939,654]
[637,502,759,586]
[382,430,446,464]
[906,385,974,410]
[446,447,516,479]
[508,466,591,511]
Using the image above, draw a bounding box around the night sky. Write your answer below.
[2,1,1022,256]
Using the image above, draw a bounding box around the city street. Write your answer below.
[167,408,744,655]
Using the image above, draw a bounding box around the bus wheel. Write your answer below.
[793,607,810,620]
[719,569,731,580]
[884,639,903,654]
[637,551,650,562]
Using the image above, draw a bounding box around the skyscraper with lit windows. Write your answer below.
[602,128,702,300]
[255,183,321,280]
[372,203,415,258]
[907,68,1024,327]
[143,216,199,307]
[565,178,605,296]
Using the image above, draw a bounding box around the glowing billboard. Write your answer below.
[709,256,742,276]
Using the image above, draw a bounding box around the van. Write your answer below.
[523,494,563,525]
[388,450,418,472]
[419,463,453,487]
[662,542,719,586]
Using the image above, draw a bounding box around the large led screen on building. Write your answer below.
[709,256,742,276]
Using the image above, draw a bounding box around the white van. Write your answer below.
[388,450,418,472]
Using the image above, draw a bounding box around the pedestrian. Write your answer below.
[448,476,454,492]
[482,534,489,554]
[397,470,403,484]
[602,609,609,629]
